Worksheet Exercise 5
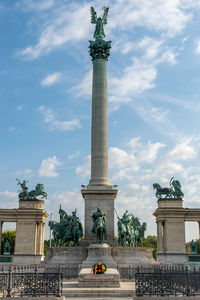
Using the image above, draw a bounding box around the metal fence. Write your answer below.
[0,266,63,297]
[135,266,200,296]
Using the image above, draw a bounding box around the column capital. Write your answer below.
[89,40,111,61]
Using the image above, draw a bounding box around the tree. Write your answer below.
[142,235,157,260]
[1,230,16,255]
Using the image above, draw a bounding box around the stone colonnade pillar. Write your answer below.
[14,200,48,264]
[154,198,188,264]
[157,220,163,253]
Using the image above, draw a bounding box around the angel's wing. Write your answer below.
[91,7,97,24]
[102,7,109,24]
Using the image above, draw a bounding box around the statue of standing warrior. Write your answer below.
[90,204,107,243]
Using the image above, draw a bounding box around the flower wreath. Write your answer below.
[92,262,107,274]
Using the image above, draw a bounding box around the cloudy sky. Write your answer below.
[1,0,200,241]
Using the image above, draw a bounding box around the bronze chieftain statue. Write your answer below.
[90,204,107,244]
[116,209,147,247]
[153,177,184,199]
[49,206,83,247]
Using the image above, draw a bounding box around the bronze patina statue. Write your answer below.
[116,210,147,247]
[16,179,47,200]
[49,206,83,247]
[90,6,109,41]
[153,177,184,199]
[90,204,107,243]
[89,7,111,61]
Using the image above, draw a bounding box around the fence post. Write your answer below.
[136,267,143,296]
[185,266,191,296]
[33,266,38,297]
[6,267,12,298]
[161,269,165,296]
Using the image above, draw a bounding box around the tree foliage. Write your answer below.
[142,235,157,260]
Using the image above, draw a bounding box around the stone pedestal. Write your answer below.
[78,268,120,288]
[81,243,117,268]
[81,187,117,247]
[79,243,120,288]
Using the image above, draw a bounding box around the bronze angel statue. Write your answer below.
[90,7,109,40]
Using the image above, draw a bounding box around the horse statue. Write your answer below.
[49,221,65,246]
[153,183,172,199]
[117,219,127,247]
[28,184,48,200]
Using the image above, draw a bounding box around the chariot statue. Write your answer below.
[90,204,107,244]
[16,179,47,200]
[153,177,184,199]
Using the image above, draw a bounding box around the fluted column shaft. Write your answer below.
[89,59,110,186]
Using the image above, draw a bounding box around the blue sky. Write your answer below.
[1,0,200,241]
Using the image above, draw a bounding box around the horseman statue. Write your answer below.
[16,178,47,200]
[90,204,107,244]
[116,210,147,247]
[153,177,184,199]
[49,206,83,247]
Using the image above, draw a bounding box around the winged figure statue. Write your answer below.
[90,7,109,40]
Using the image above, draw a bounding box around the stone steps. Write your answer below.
[62,281,134,298]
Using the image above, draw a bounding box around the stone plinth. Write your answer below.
[78,268,120,288]
[81,187,117,246]
[45,247,87,266]
[81,243,117,268]
[112,247,157,267]
[157,198,183,208]
[19,199,45,209]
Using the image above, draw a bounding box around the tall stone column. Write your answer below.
[81,8,118,246]
[89,58,110,186]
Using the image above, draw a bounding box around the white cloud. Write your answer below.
[20,0,55,11]
[38,156,61,177]
[75,155,90,178]
[17,0,197,60]
[16,105,23,111]
[8,127,15,132]
[17,3,91,60]
[169,137,197,160]
[68,151,80,160]
[195,38,200,54]
[41,72,61,86]
[38,106,81,131]
[0,191,18,209]
[16,169,33,176]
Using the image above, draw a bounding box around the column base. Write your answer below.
[13,254,44,265]
[157,252,188,264]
